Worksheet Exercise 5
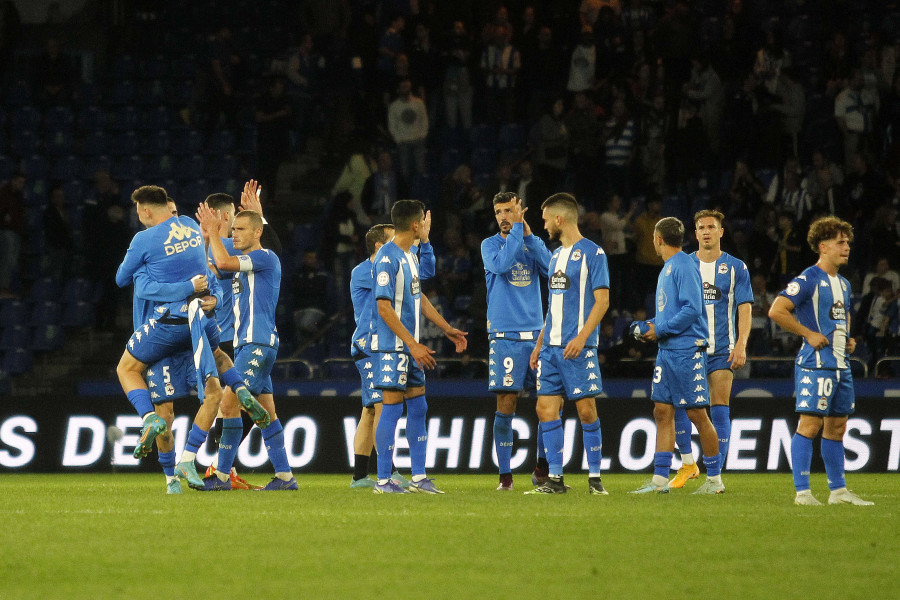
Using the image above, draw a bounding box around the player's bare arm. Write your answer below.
[197,203,242,272]
[529,328,545,370]
[377,297,437,369]
[768,296,829,349]
[729,302,752,369]
[421,292,467,353]
[564,287,609,359]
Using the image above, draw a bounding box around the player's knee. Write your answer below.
[653,403,674,423]
[575,398,598,423]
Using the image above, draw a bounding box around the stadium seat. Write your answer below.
[112,155,144,181]
[176,154,206,181]
[107,105,141,131]
[12,106,41,130]
[180,179,209,203]
[61,278,97,304]
[51,156,82,181]
[30,324,64,351]
[438,147,465,177]
[62,301,95,328]
[77,106,106,132]
[10,130,39,157]
[410,172,440,205]
[110,131,140,156]
[171,130,203,156]
[497,123,526,151]
[205,130,236,155]
[135,79,167,107]
[30,301,62,326]
[0,155,14,180]
[26,179,48,206]
[30,277,61,301]
[22,155,50,179]
[82,155,113,177]
[4,80,31,106]
[471,148,496,177]
[0,325,29,350]
[143,154,175,181]
[290,222,321,253]
[205,154,237,180]
[1,348,33,375]
[322,358,358,379]
[44,106,75,132]
[104,80,136,106]
[108,55,137,80]
[45,130,74,157]
[143,131,172,157]
[469,124,497,150]
[74,81,101,107]
[144,106,173,131]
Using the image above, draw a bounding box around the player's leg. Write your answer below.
[213,342,270,428]
[199,388,241,491]
[117,347,168,458]
[670,406,699,487]
[526,346,567,493]
[153,400,181,494]
[631,352,676,493]
[352,405,377,487]
[708,365,735,471]
[685,407,723,493]
[256,391,298,490]
[821,371,873,505]
[405,379,445,494]
[494,392,517,490]
[373,389,409,494]
[574,396,607,495]
[176,375,223,489]
[793,413,823,505]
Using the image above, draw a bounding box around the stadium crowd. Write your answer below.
[0,0,899,380]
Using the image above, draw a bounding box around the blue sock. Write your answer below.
[493,412,514,474]
[821,438,846,491]
[261,419,290,474]
[184,424,209,454]
[220,367,244,391]
[158,450,175,477]
[126,389,154,418]
[674,408,692,456]
[405,395,428,477]
[217,417,243,474]
[542,419,564,477]
[376,403,403,480]
[703,454,721,477]
[536,422,546,461]
[710,405,730,471]
[582,419,602,474]
[654,451,673,479]
[791,432,814,492]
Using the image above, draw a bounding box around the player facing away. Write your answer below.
[197,203,297,491]
[768,216,873,506]
[525,193,610,495]
[349,219,435,488]
[481,192,551,491]
[670,210,753,488]
[115,186,269,475]
[629,216,723,495]
[371,199,468,494]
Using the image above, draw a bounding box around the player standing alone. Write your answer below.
[768,216,873,506]
[481,192,551,490]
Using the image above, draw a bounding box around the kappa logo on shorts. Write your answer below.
[693,373,703,381]
[800,376,812,384]
[800,389,811,396]
[588,373,598,380]
[694,385,705,392]
[489,359,496,365]
[679,399,687,405]
[244,368,256,376]
[148,381,156,388]
[692,362,703,370]
[151,392,159,399]
[573,387,582,395]
[243,379,250,386]
[368,382,374,389]
[252,348,263,357]
[383,376,392,383]
[490,380,497,387]
[382,354,394,361]
[799,400,809,408]
[249,359,260,367]
[489,348,496,355]
[367,372,373,379]
[586,361,596,369]
[364,362,372,369]
[489,370,496,376]
[143,324,150,334]
[372,391,381,399]
[135,331,142,342]
[147,368,155,376]
[382,365,393,372]
[695,395,705,403]
[129,339,135,349]
[585,350,595,358]
[589,384,599,392]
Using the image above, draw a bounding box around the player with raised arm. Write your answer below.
[115,186,269,483]
[629,216,723,495]
[371,199,468,494]
[482,191,551,491]
[197,202,296,491]
[525,193,609,495]
[670,210,753,488]
[768,216,873,506]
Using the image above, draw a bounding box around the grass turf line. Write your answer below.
[0,473,896,600]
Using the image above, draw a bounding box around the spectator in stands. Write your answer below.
[0,172,25,297]
[630,194,663,307]
[387,78,429,181]
[435,226,474,303]
[601,97,636,197]
[320,191,364,311]
[484,162,515,202]
[669,99,706,198]
[567,26,599,94]
[92,204,131,330]
[729,157,766,215]
[810,163,848,220]
[853,277,895,372]
[42,184,72,280]
[771,68,806,158]
[362,150,406,224]
[480,23,520,124]
[684,53,724,155]
[638,90,669,195]
[441,20,474,131]
[409,22,439,115]
[255,74,292,195]
[722,71,759,165]
[331,139,377,225]
[529,96,569,191]
[863,258,900,295]
[599,193,637,310]
[870,205,900,265]
[748,273,774,356]
[835,66,879,168]
[520,25,565,121]
[441,164,487,223]
[596,317,621,367]
[292,249,332,342]
[754,28,790,96]
[621,0,654,34]
[285,33,325,133]
[566,91,601,204]
[772,160,812,224]
[771,212,802,285]
[195,25,243,135]
[32,36,75,106]
[377,13,406,75]
[516,158,545,234]
[804,149,844,199]
[844,153,889,224]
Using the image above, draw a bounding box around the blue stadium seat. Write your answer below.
[107,105,141,131]
[30,277,61,300]
[82,155,113,177]
[471,147,496,177]
[0,325,29,350]
[0,155,14,180]
[497,123,526,151]
[12,106,41,130]
[30,324,64,351]
[144,107,173,132]
[30,301,62,326]
[62,301,94,327]
[61,278,97,304]
[141,55,167,80]
[171,130,203,156]
[63,179,85,202]
[10,130,39,156]
[0,300,28,328]
[77,106,106,132]
[45,130,74,156]
[143,154,175,181]
[469,124,497,150]
[4,80,31,106]
[44,106,74,132]
[1,348,33,375]
[410,172,440,205]
[204,154,236,180]
[176,154,206,181]
[22,155,49,179]
[110,131,140,156]
[235,126,257,156]
[80,132,107,156]
[321,358,357,379]
[171,80,194,105]
[135,80,167,108]
[439,127,466,150]
[74,81,101,107]
[205,130,236,155]
[104,80,136,106]
[438,147,465,177]
[51,156,81,181]
[291,222,321,253]
[26,179,48,206]
[108,55,136,80]
[180,179,210,203]
[112,155,144,181]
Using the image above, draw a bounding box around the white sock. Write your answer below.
[588,472,602,478]
[681,453,695,466]
[652,474,669,487]
[166,475,177,484]
[412,474,427,483]
[796,489,813,496]
[378,478,390,485]
[211,455,219,470]
[216,470,229,482]
[275,472,292,481]
[708,474,722,484]
[180,451,196,463]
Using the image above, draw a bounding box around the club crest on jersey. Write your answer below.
[398,373,407,385]
[829,301,846,321]
[503,374,514,387]
[163,221,201,255]
[377,272,390,286]
[549,271,570,291]
[571,249,582,261]
[817,397,828,411]
[786,282,800,296]
[657,289,667,312]
[717,263,728,274]
[165,383,175,396]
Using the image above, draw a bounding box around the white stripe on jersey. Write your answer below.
[578,253,588,336]
[408,250,420,344]
[232,285,241,346]
[727,265,736,351]
[811,285,821,368]
[699,260,716,354]
[828,274,847,369]
[549,247,572,346]
[245,270,255,345]
[393,261,406,351]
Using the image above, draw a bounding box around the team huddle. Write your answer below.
[116,181,873,505]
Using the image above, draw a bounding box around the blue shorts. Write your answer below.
[535,346,603,401]
[356,355,383,407]
[146,351,196,404]
[488,337,537,393]
[794,366,855,416]
[126,316,221,366]
[374,351,425,391]
[234,343,277,395]
[652,348,710,408]
[707,352,732,374]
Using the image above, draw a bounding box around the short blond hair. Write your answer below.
[694,209,724,227]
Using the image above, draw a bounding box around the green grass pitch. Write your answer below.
[0,473,896,599]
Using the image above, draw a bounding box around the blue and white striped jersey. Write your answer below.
[233,248,281,349]
[212,236,239,342]
[779,264,851,369]
[653,251,708,350]
[373,241,421,353]
[544,238,609,348]
[692,251,754,354]
[482,223,552,339]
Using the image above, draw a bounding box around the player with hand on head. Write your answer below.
[196,201,295,491]
[371,199,468,494]
[670,210,753,488]
[769,216,873,506]
[482,191,551,491]
[629,216,723,495]
[525,193,610,495]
